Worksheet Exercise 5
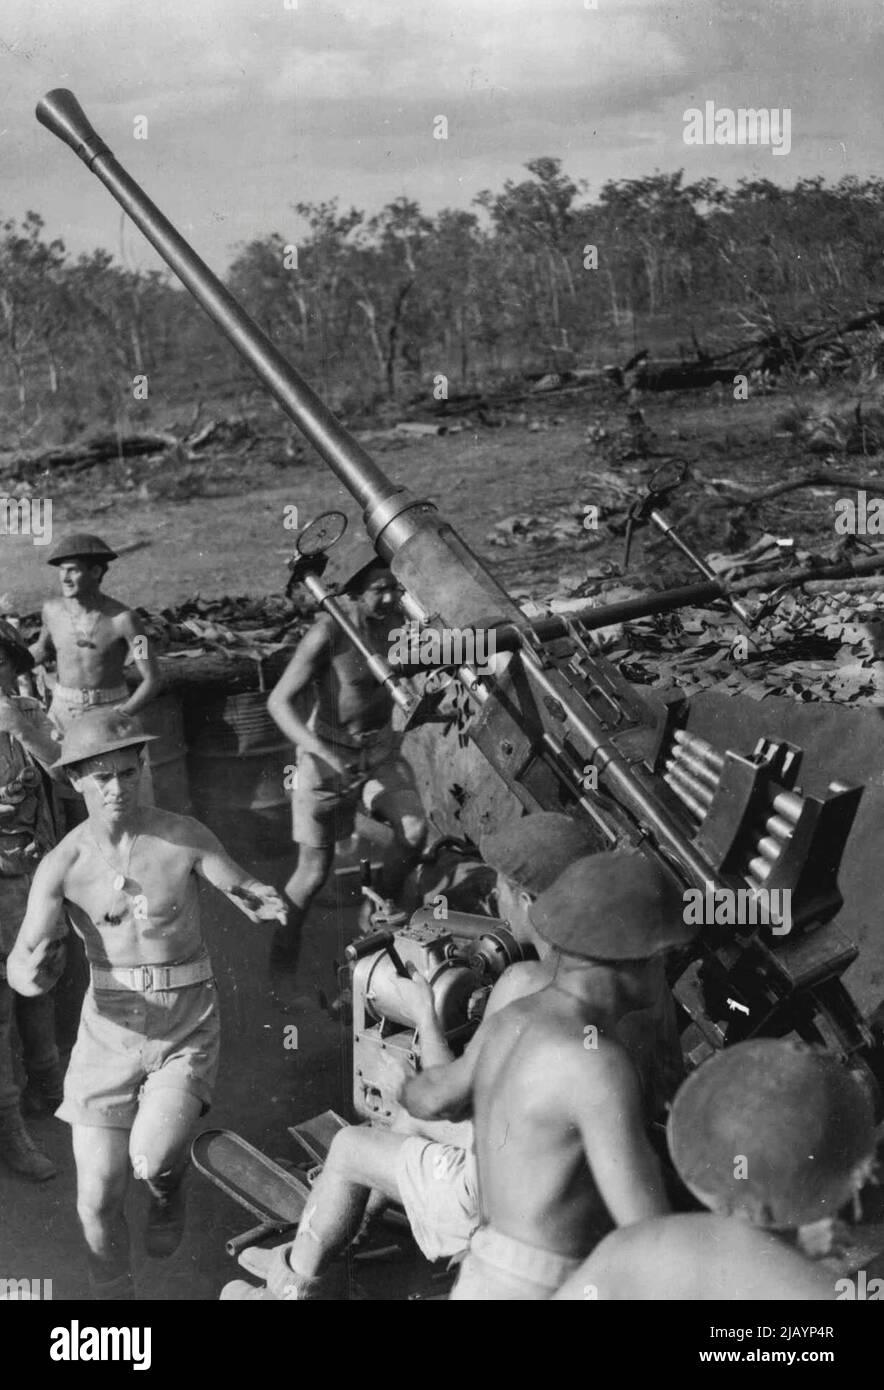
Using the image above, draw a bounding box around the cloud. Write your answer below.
[0,0,882,274]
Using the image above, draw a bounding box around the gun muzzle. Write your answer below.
[36,89,110,166]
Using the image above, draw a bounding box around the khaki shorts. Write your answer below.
[449,1226,581,1301]
[56,974,220,1130]
[48,685,130,735]
[395,1137,479,1262]
[292,733,423,848]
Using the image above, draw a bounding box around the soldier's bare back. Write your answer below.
[472,988,621,1258]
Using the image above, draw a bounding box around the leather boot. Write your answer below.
[21,1060,65,1118]
[0,1107,56,1182]
[144,1170,186,1258]
[269,912,303,974]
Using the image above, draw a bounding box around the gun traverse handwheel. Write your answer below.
[296,510,348,557]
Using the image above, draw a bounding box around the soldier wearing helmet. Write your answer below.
[30,532,161,738]
[553,1038,877,1300]
[6,707,288,1299]
[405,850,697,1300]
[220,812,605,1301]
[267,541,427,980]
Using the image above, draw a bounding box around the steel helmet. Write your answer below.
[47,532,118,566]
[55,707,158,769]
[668,1038,876,1228]
[528,850,696,960]
[334,542,389,596]
[480,812,605,898]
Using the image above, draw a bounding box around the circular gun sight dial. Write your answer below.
[296,510,348,557]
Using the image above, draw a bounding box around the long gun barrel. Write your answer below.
[35,88,720,885]
[38,91,882,1089]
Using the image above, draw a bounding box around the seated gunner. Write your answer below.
[220,811,603,1300]
[416,852,697,1300]
[223,834,688,1301]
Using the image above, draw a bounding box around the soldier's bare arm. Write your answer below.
[573,1038,670,1226]
[28,603,55,667]
[400,1015,489,1121]
[188,817,287,924]
[6,847,70,996]
[117,608,162,715]
[399,959,548,1070]
[0,697,60,770]
[401,1051,475,1122]
[267,620,347,774]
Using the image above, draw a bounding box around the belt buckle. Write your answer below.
[140,964,154,991]
[82,688,97,706]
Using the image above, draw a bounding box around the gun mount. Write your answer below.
[36,88,884,1105]
[346,908,523,1123]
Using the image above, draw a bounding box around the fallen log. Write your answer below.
[682,472,884,532]
[3,430,182,476]
[620,361,739,392]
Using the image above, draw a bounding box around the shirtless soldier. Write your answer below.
[221,811,603,1299]
[7,707,287,1300]
[552,1038,876,1301]
[31,532,161,735]
[406,851,697,1299]
[267,546,427,970]
[226,839,688,1301]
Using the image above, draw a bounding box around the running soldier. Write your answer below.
[7,708,287,1299]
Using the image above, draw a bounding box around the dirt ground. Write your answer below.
[7,381,858,619]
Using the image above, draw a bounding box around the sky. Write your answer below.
[0,0,882,274]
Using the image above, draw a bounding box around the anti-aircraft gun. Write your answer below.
[36,91,884,1121]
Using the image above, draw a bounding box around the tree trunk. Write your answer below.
[606,270,622,327]
[356,297,387,392]
[386,279,414,399]
[129,322,145,374]
[14,357,27,424]
[459,307,469,386]
[547,251,560,331]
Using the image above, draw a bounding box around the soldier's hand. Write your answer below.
[229,882,288,925]
[797,1217,849,1260]
[314,743,350,778]
[21,936,67,993]
[374,1046,414,1103]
